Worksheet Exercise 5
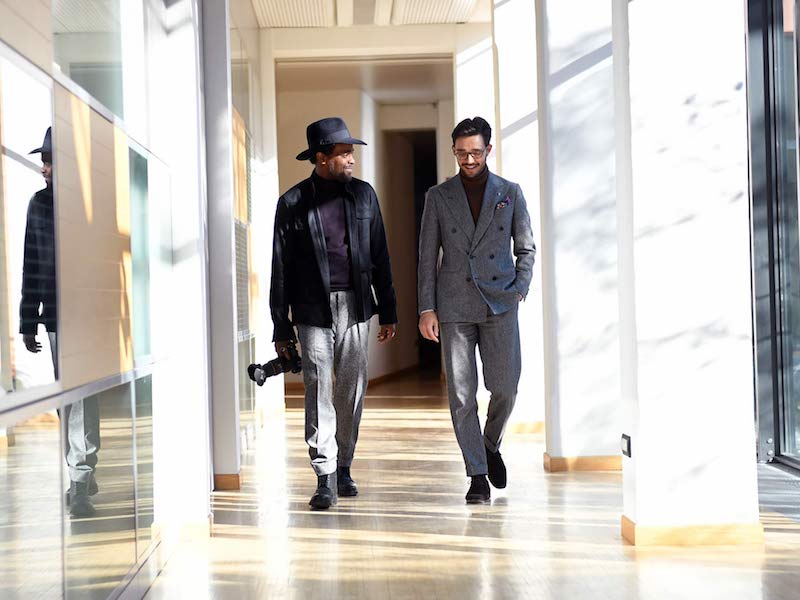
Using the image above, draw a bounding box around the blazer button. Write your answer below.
[466,277,472,283]
[499,226,504,231]
[489,254,495,259]
[451,228,457,233]
[492,276,497,281]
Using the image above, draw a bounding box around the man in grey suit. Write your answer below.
[418,117,536,503]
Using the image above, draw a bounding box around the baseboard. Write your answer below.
[284,365,420,394]
[0,432,15,450]
[543,452,622,472]
[508,421,545,434]
[621,515,764,546]
[181,513,214,540]
[367,365,419,386]
[213,473,241,491]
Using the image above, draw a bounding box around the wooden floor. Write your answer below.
[146,373,800,600]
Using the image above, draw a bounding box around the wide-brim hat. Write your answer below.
[295,117,366,161]
[29,127,52,155]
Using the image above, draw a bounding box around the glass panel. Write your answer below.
[0,54,59,397]
[0,412,63,598]
[52,0,124,117]
[53,1,147,137]
[63,383,136,599]
[130,148,151,360]
[775,1,800,460]
[230,27,250,132]
[134,374,153,557]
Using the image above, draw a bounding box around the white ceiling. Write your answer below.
[251,0,490,28]
[52,0,119,33]
[276,58,453,104]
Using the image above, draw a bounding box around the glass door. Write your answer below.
[776,0,800,461]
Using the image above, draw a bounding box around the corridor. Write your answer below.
[145,374,800,600]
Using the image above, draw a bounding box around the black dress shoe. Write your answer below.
[309,472,338,510]
[465,475,491,504]
[486,446,507,489]
[337,467,358,497]
[68,480,96,518]
[66,473,98,504]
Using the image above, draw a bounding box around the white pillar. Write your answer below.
[202,0,241,486]
[492,0,545,432]
[254,29,285,415]
[537,0,622,471]
[615,0,762,545]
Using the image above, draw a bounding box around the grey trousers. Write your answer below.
[440,305,521,477]
[50,332,100,483]
[297,291,370,477]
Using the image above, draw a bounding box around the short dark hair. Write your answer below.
[451,117,492,146]
[309,144,336,164]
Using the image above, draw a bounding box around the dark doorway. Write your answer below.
[408,131,440,372]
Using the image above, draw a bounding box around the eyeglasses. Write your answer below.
[453,149,486,160]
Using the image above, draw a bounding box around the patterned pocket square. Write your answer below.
[495,196,511,210]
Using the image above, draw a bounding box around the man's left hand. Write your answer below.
[377,324,397,344]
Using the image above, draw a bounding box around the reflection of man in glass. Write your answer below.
[22,127,100,518]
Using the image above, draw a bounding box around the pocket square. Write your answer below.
[495,196,511,210]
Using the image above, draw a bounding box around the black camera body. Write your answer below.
[247,342,302,386]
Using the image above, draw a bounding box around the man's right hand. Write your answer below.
[23,334,41,353]
[275,340,292,360]
[418,311,440,343]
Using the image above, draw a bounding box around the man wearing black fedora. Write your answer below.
[270,117,398,510]
[23,127,101,518]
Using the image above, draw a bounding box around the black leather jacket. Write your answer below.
[20,187,57,335]
[270,173,397,342]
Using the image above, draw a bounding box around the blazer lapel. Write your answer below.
[441,176,476,241]
[471,173,505,250]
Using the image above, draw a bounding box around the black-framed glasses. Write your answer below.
[453,149,486,160]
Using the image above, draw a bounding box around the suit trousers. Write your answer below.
[440,305,521,476]
[297,291,370,476]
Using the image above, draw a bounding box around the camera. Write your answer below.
[247,342,302,386]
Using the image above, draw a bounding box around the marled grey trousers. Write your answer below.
[440,305,521,477]
[50,333,100,483]
[297,291,369,476]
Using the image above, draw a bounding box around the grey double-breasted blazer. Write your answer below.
[417,171,536,323]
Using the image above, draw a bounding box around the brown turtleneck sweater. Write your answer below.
[459,166,489,224]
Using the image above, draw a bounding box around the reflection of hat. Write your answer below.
[295,117,366,161]
[29,127,52,155]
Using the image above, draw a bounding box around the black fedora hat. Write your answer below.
[29,127,52,155]
[295,117,366,161]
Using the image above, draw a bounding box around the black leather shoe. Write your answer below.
[66,474,98,505]
[69,481,96,518]
[486,446,507,489]
[309,472,338,510]
[337,467,358,497]
[465,475,491,504]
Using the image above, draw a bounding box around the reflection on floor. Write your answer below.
[0,386,154,600]
[0,416,63,599]
[147,372,800,600]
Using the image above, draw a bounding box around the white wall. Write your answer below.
[276,88,366,191]
[369,130,422,379]
[379,103,438,131]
